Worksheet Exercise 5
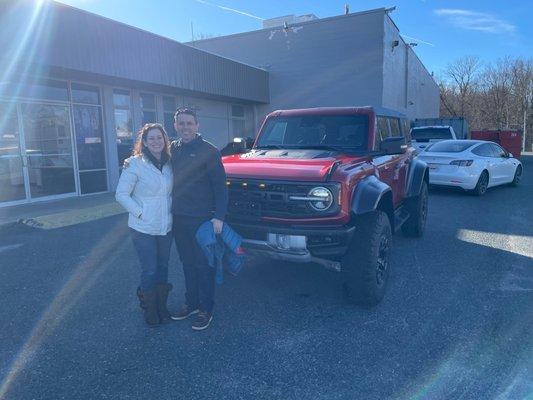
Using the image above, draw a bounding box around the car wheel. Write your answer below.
[341,211,392,307]
[511,165,522,186]
[472,170,489,196]
[402,181,428,237]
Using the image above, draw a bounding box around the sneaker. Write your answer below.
[170,304,199,321]
[191,311,213,331]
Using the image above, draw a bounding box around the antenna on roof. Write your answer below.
[344,4,349,15]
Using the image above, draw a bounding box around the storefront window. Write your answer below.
[21,103,76,198]
[114,89,133,167]
[71,83,100,105]
[163,96,177,138]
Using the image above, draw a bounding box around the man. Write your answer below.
[170,108,228,331]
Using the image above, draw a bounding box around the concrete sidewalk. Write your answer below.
[0,192,125,229]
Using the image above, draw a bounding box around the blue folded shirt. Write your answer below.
[196,221,245,284]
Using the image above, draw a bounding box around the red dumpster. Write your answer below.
[471,130,522,159]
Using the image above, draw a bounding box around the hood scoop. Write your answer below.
[247,149,335,159]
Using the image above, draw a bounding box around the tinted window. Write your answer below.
[231,105,245,118]
[411,127,453,141]
[71,83,100,105]
[1,79,68,102]
[389,118,401,137]
[376,117,390,141]
[140,93,156,110]
[256,115,369,151]
[401,119,411,141]
[472,144,494,157]
[163,96,176,112]
[426,141,474,153]
[113,89,131,108]
[490,143,506,157]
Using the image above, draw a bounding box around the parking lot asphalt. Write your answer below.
[1,157,532,400]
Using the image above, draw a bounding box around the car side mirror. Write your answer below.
[380,136,407,155]
[509,153,514,158]
[220,137,249,156]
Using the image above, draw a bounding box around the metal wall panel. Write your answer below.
[191,10,386,122]
[0,1,269,103]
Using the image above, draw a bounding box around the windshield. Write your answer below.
[426,141,474,153]
[255,115,369,151]
[411,127,453,141]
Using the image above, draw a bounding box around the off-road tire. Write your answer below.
[472,170,489,196]
[341,211,392,307]
[511,165,522,186]
[402,181,428,237]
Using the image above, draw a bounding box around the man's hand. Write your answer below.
[211,218,223,235]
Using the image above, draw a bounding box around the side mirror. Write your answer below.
[380,136,407,155]
[509,153,514,158]
[220,137,248,156]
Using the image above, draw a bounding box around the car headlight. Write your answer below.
[308,187,333,211]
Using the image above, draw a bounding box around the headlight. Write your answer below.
[307,187,333,211]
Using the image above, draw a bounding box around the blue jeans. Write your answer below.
[130,229,172,291]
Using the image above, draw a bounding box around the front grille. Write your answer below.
[226,179,340,221]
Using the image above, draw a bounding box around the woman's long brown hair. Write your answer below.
[132,123,171,157]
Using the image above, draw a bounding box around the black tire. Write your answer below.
[511,165,522,186]
[472,170,489,196]
[341,211,392,307]
[402,181,428,237]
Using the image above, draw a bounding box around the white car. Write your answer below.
[417,140,522,196]
[410,125,457,153]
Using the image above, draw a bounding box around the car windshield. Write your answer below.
[426,141,474,153]
[255,115,369,151]
[411,127,453,141]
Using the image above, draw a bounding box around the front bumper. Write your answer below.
[230,221,355,270]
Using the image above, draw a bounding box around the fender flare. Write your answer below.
[405,158,429,198]
[351,175,393,215]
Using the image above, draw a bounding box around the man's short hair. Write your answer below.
[174,107,198,124]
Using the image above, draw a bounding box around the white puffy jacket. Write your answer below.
[115,155,173,236]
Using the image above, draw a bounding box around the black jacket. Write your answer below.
[170,135,228,220]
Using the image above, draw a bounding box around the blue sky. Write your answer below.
[55,0,532,76]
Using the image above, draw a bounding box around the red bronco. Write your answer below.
[222,107,429,306]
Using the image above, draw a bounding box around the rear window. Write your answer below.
[411,127,453,141]
[426,141,474,153]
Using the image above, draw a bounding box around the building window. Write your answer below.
[163,96,177,138]
[113,89,133,167]
[231,104,246,139]
[0,79,69,102]
[140,93,156,125]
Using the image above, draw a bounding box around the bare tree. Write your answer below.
[439,56,533,150]
[445,55,480,117]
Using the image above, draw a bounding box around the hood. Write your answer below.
[222,149,365,181]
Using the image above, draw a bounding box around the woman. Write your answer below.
[116,123,174,326]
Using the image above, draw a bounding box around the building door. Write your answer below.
[0,101,77,206]
[0,102,27,203]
